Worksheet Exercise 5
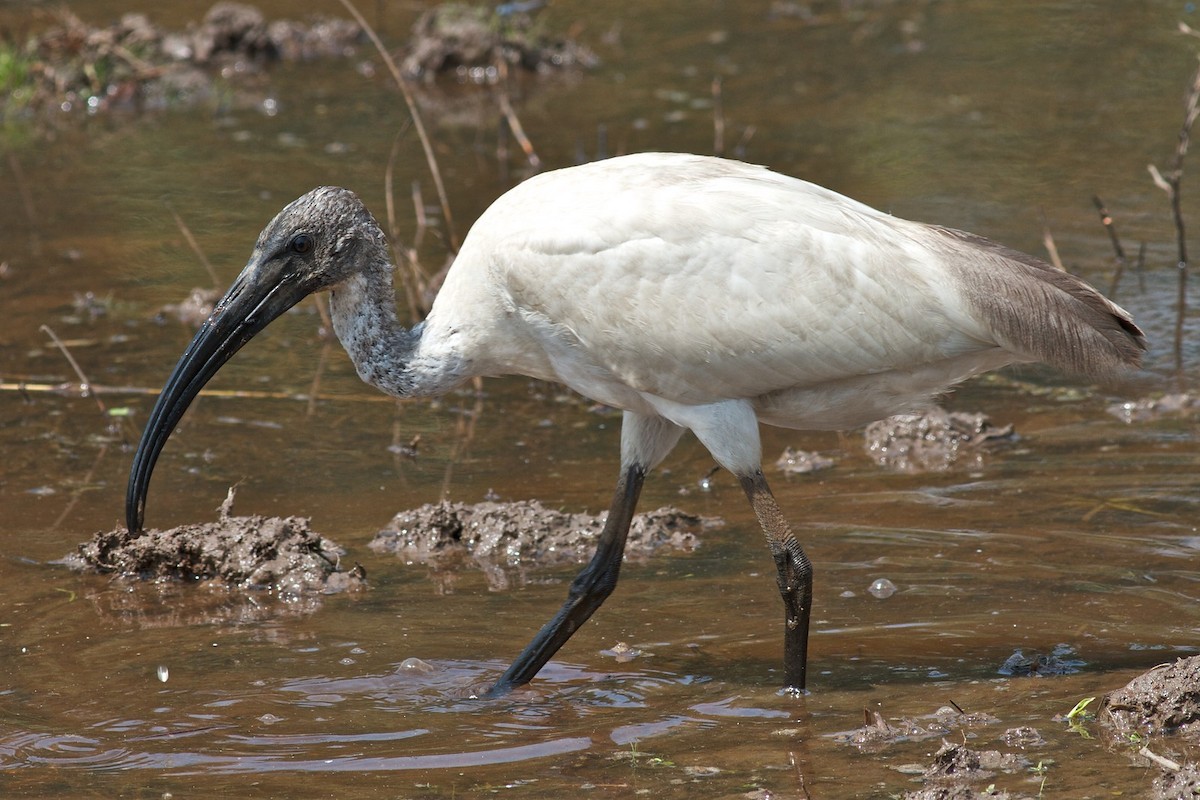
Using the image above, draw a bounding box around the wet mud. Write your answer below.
[62,490,366,596]
[3,2,362,119]
[401,2,598,83]
[836,655,1200,798]
[371,499,713,589]
[1102,654,1200,741]
[1100,656,1200,799]
[863,407,1016,473]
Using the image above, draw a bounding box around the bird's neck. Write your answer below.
[329,260,428,398]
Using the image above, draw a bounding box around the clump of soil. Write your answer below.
[63,490,365,597]
[1101,655,1200,741]
[401,2,598,83]
[864,407,1015,473]
[3,3,362,119]
[901,741,1027,799]
[1153,762,1200,799]
[371,499,712,581]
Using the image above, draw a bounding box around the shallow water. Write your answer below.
[2,1,1200,797]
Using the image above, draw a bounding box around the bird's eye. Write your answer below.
[289,234,314,255]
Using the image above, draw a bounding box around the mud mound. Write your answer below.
[864,407,1014,473]
[64,491,365,597]
[1153,762,1200,800]
[401,2,598,82]
[1101,655,1200,740]
[900,741,1027,799]
[371,499,711,571]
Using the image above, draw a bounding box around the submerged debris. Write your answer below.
[997,644,1085,677]
[371,499,712,590]
[864,407,1015,473]
[156,286,222,327]
[401,2,598,83]
[834,705,1000,752]
[64,489,365,597]
[1101,654,1200,741]
[1107,393,1200,424]
[3,3,362,120]
[774,447,835,476]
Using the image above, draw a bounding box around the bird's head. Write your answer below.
[125,186,384,533]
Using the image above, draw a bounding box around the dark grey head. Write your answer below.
[246,186,388,295]
[126,186,386,533]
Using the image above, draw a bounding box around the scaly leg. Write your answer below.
[485,463,646,697]
[739,469,812,692]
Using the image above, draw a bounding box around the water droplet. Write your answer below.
[156,665,169,682]
[868,578,897,599]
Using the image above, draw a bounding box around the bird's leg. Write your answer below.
[739,469,812,693]
[485,463,646,698]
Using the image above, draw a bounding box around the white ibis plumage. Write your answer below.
[126,152,1145,696]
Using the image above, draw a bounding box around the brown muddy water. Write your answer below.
[2,1,1199,797]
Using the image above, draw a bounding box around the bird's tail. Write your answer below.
[934,226,1146,377]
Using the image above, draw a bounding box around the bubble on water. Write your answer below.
[399,657,435,673]
[868,578,897,599]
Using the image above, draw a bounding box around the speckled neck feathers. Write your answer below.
[319,193,462,399]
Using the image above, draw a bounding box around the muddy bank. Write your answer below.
[842,655,1200,798]
[63,490,365,597]
[1102,654,1200,741]
[3,3,362,120]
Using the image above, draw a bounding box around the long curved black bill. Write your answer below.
[126,264,314,533]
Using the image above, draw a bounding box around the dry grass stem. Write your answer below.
[337,0,460,252]
[712,76,725,156]
[1148,56,1200,377]
[497,91,542,170]
[1039,209,1065,271]
[1092,195,1128,298]
[167,203,220,288]
[39,324,106,414]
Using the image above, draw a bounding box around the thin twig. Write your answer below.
[39,324,106,414]
[439,377,485,499]
[50,443,108,531]
[1092,195,1128,298]
[712,76,725,156]
[305,341,331,417]
[338,0,461,253]
[385,133,424,322]
[1135,240,1147,292]
[311,293,333,339]
[497,91,542,170]
[1139,746,1182,772]
[733,125,756,160]
[1148,56,1200,378]
[167,202,221,288]
[1039,209,1065,271]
